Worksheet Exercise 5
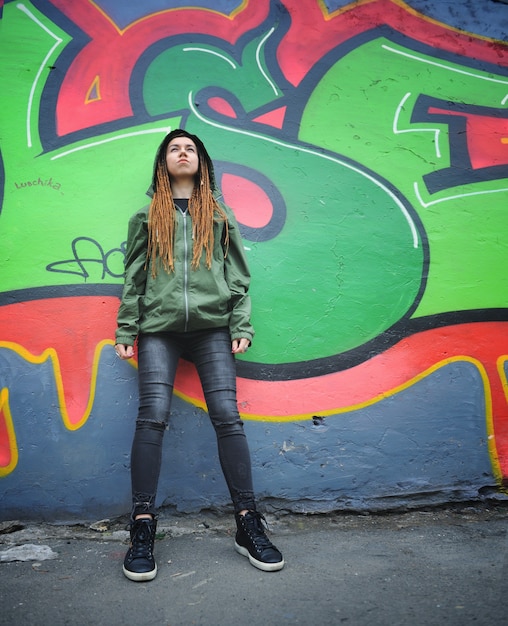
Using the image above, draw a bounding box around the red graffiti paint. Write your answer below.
[207,97,238,118]
[1,298,507,480]
[221,173,274,228]
[49,0,508,136]
[277,0,508,87]
[0,391,13,471]
[252,106,287,129]
[49,0,270,134]
[427,107,508,169]
[0,298,119,430]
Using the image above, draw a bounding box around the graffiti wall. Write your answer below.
[1,0,507,521]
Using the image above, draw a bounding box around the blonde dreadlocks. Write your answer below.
[146,130,228,278]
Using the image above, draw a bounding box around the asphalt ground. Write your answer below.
[1,503,507,626]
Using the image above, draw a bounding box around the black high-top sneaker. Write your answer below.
[235,511,284,572]
[123,517,158,582]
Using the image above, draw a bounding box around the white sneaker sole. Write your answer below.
[122,564,157,582]
[234,541,284,572]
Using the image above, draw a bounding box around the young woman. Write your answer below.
[115,129,284,581]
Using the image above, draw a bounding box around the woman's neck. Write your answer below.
[171,178,195,199]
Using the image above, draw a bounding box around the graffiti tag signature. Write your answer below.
[14,176,62,191]
[46,236,126,280]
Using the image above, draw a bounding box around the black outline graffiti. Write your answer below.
[46,236,126,280]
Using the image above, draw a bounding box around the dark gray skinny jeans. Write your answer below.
[130,328,256,518]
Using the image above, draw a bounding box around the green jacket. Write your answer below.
[115,201,254,346]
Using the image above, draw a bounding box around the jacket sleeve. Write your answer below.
[223,206,255,343]
[115,208,149,346]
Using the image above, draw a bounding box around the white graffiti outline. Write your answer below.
[49,127,173,160]
[393,92,442,159]
[413,181,508,208]
[184,26,279,96]
[187,91,420,248]
[183,47,238,69]
[17,3,63,149]
[255,27,279,96]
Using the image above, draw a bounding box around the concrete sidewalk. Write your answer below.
[1,504,507,625]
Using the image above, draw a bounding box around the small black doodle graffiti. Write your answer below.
[46,236,126,280]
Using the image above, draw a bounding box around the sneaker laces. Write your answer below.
[244,512,276,550]
[129,520,155,559]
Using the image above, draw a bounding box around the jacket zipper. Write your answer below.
[177,207,190,331]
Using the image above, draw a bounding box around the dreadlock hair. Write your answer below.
[146,129,228,277]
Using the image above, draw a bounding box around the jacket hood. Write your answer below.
[147,129,219,197]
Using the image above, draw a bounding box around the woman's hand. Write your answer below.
[231,338,250,354]
[115,343,134,360]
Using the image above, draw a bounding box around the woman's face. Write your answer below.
[165,136,199,180]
